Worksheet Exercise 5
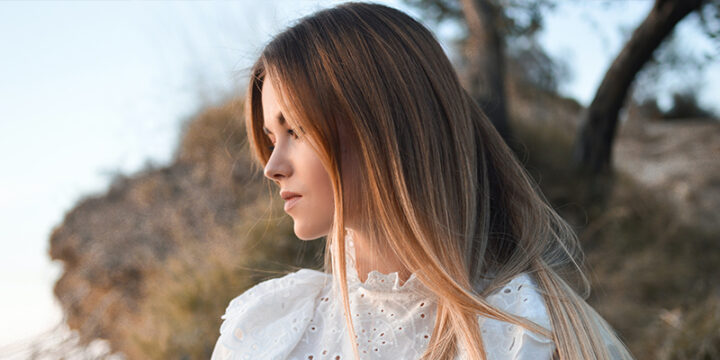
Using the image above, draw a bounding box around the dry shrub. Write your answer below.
[117,200,325,359]
[510,111,720,360]
[652,295,720,360]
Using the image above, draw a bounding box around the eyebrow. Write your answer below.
[262,113,285,135]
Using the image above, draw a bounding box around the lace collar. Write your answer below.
[337,228,434,298]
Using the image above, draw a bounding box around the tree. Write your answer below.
[460,0,512,141]
[403,0,558,145]
[572,0,710,181]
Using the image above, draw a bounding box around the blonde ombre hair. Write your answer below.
[243,2,634,359]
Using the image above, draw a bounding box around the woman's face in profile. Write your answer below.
[261,75,335,240]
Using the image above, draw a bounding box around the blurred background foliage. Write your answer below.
[41,0,720,359]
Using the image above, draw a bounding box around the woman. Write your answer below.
[212,2,635,359]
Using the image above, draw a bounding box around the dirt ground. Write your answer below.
[615,115,720,234]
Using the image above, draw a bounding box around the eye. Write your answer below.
[265,127,298,153]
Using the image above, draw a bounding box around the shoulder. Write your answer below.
[479,272,556,359]
[211,268,330,360]
[485,272,552,331]
[219,268,330,323]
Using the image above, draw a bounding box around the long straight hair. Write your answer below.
[244,2,634,359]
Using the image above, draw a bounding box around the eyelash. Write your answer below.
[267,128,299,151]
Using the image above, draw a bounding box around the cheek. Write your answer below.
[307,154,335,213]
[292,145,335,239]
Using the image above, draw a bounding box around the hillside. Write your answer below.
[47,98,325,358]
[507,78,720,359]
[46,80,720,359]
[615,115,720,234]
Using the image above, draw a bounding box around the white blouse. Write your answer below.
[211,231,555,359]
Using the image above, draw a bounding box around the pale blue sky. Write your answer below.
[0,0,716,351]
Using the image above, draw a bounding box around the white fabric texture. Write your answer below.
[211,230,555,359]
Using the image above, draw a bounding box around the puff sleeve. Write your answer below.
[482,273,555,359]
[210,268,330,360]
[456,273,556,360]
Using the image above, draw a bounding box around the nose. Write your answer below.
[263,145,292,182]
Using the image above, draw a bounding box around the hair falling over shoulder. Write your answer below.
[243,2,635,359]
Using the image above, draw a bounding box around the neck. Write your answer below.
[346,227,413,285]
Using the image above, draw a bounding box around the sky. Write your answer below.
[0,0,717,354]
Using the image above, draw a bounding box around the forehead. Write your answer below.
[261,75,278,109]
[261,76,286,130]
[262,113,286,135]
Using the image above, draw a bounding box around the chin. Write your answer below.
[293,221,331,241]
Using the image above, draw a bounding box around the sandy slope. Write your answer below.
[615,117,720,233]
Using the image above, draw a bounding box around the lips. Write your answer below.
[280,190,301,200]
[283,194,302,211]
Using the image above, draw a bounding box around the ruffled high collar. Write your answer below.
[339,228,434,298]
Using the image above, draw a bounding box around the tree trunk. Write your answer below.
[572,0,705,178]
[460,0,513,143]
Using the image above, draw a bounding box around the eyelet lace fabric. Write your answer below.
[340,228,436,300]
[211,229,555,359]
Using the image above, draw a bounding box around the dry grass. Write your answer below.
[48,81,719,359]
[509,96,720,359]
[122,215,325,359]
